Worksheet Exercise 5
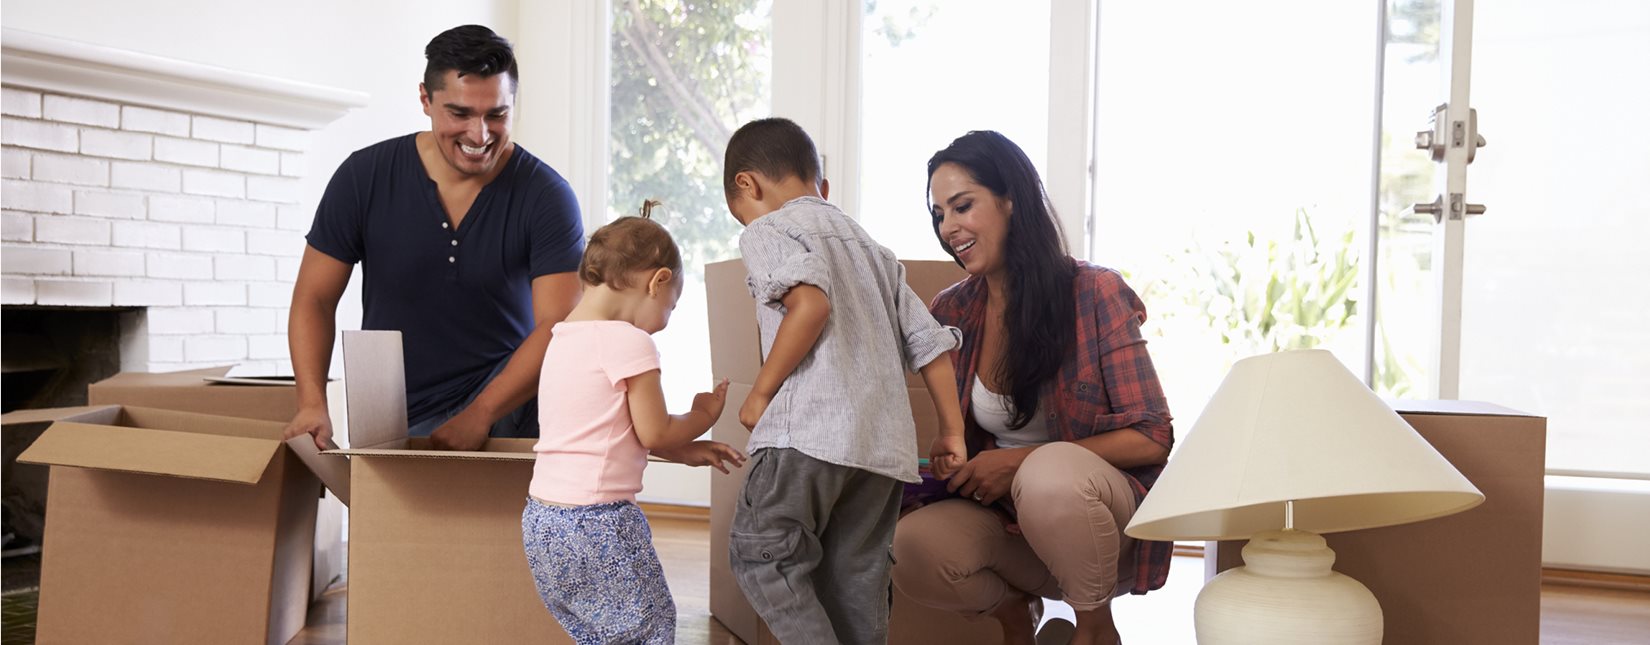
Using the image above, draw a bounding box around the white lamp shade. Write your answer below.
[1125,349,1484,541]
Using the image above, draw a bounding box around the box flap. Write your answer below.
[342,330,410,449]
[328,448,536,462]
[1,405,122,427]
[327,438,536,462]
[706,260,764,386]
[119,406,288,439]
[17,422,279,484]
[287,436,351,506]
[1391,399,1536,418]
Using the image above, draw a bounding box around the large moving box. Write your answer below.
[308,330,570,645]
[89,367,302,421]
[706,259,1005,644]
[86,366,346,601]
[8,405,324,645]
[1209,402,1546,645]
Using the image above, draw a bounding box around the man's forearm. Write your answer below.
[288,299,337,411]
[467,321,554,422]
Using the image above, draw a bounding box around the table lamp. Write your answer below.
[1124,349,1484,644]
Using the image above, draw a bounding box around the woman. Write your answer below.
[891,131,1174,645]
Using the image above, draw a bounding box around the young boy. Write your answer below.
[723,117,969,644]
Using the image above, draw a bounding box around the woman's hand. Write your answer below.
[945,446,1032,506]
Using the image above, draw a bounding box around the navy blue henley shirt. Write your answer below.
[305,134,584,424]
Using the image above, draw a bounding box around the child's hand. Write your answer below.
[928,435,968,480]
[655,440,747,474]
[739,391,771,431]
[692,379,731,425]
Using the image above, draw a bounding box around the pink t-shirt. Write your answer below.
[529,320,660,505]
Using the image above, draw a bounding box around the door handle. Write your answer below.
[1412,194,1487,223]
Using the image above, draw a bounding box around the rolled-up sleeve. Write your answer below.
[895,266,961,372]
[739,222,833,311]
[1091,270,1174,450]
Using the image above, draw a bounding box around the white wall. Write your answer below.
[3,0,522,371]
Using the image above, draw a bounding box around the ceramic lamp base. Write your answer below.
[1195,529,1382,644]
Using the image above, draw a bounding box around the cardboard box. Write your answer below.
[1207,401,1546,645]
[312,330,570,645]
[706,259,1005,644]
[86,366,346,602]
[9,405,325,645]
[90,366,302,422]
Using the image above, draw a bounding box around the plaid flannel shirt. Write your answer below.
[928,259,1175,594]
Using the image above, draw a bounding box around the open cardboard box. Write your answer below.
[8,405,325,645]
[1208,401,1547,645]
[85,366,347,601]
[307,330,569,644]
[705,258,1007,645]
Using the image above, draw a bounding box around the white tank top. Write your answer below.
[971,374,1052,449]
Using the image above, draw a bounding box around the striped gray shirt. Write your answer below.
[739,196,961,483]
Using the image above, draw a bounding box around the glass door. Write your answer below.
[1090,0,1382,425]
[1455,0,1650,477]
[1382,0,1650,478]
[1378,0,1650,575]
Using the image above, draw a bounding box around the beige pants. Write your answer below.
[891,441,1138,616]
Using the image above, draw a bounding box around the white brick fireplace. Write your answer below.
[1,29,365,376]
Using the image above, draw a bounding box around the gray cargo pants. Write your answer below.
[729,448,904,645]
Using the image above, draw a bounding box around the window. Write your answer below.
[858,0,1052,260]
[608,0,773,409]
[1371,0,1444,400]
[1090,0,1379,421]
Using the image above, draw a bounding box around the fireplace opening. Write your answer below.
[2,305,141,570]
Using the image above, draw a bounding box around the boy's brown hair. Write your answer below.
[722,117,822,197]
[578,201,683,289]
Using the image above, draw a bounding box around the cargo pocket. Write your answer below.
[729,527,805,608]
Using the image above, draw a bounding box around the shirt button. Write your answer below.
[451,240,458,246]
[441,222,449,229]
[448,256,456,263]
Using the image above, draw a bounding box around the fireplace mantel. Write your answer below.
[1,28,367,129]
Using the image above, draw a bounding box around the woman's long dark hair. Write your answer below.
[927,131,1076,430]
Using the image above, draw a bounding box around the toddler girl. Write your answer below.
[523,205,742,644]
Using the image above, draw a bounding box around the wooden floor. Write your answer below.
[291,514,1650,645]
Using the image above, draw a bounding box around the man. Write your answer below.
[284,25,582,451]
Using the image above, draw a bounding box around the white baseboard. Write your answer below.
[1544,477,1650,575]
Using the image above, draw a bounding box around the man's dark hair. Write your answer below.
[723,117,822,197]
[423,25,518,93]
